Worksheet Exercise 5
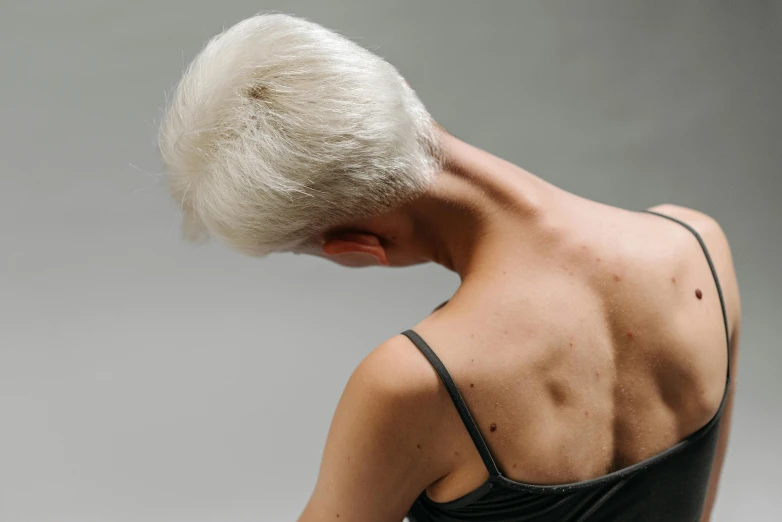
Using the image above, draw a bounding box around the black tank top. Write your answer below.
[404,210,731,522]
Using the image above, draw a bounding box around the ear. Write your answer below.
[322,231,390,266]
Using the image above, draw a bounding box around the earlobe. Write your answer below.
[322,232,390,266]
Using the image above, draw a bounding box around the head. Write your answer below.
[159,13,442,267]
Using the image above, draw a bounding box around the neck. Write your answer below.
[407,129,567,279]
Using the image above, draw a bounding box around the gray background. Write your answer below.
[1,1,780,521]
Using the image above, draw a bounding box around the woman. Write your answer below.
[159,13,740,522]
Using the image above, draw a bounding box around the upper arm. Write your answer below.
[298,336,450,522]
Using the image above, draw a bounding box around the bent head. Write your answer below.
[159,13,442,267]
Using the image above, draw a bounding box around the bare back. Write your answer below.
[410,203,740,511]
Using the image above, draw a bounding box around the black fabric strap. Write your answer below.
[401,329,502,477]
[643,210,732,382]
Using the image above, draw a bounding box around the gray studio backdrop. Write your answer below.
[1,1,780,521]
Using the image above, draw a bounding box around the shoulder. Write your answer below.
[353,333,445,400]
[646,204,741,330]
[336,334,455,478]
[645,204,733,272]
[343,333,456,453]
[647,204,725,242]
[300,334,454,521]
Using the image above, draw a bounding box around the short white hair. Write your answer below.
[158,13,441,256]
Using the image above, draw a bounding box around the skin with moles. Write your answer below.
[297,127,740,522]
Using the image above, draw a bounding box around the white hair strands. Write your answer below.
[158,13,441,256]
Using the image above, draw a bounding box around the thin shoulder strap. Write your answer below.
[401,329,502,477]
[643,210,731,381]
